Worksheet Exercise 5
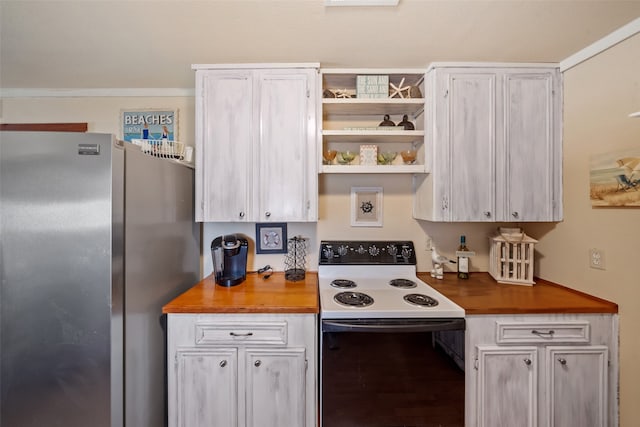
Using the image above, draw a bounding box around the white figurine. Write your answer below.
[430,247,456,280]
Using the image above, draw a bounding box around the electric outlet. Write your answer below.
[424,236,433,251]
[589,248,606,270]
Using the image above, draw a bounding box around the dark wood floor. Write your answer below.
[322,331,465,427]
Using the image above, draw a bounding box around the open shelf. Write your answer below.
[323,98,425,116]
[322,164,426,174]
[320,68,427,175]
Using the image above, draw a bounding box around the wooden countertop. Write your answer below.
[418,272,618,315]
[163,271,616,316]
[162,272,319,314]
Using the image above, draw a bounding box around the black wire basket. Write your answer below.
[284,236,308,282]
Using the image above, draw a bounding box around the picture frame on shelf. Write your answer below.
[351,187,383,227]
[120,108,178,143]
[255,222,288,254]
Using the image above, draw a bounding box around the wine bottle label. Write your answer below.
[455,250,476,257]
[458,257,469,273]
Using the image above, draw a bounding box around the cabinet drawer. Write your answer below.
[195,321,288,346]
[496,321,590,344]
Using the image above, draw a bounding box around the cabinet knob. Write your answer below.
[484,211,491,217]
[220,360,227,368]
[512,211,519,218]
[254,360,262,367]
[524,358,532,366]
[265,211,271,218]
[239,211,245,218]
[558,358,567,365]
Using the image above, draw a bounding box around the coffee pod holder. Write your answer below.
[284,236,308,281]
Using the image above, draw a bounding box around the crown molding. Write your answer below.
[560,17,640,72]
[0,88,195,98]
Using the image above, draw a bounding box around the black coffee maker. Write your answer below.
[211,234,249,287]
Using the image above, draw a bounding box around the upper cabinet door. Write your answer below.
[445,72,497,222]
[414,65,562,223]
[196,70,253,222]
[500,70,562,222]
[194,65,318,223]
[256,69,317,222]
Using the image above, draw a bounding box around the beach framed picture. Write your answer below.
[120,109,178,142]
[590,147,640,207]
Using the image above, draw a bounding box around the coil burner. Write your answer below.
[389,278,417,289]
[330,279,357,289]
[403,293,439,307]
[334,292,374,308]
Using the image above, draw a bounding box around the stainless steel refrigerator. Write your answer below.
[0,132,200,427]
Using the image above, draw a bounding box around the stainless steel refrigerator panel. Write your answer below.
[0,132,199,427]
[0,132,121,427]
[122,144,199,427]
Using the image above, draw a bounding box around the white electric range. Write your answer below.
[318,240,466,427]
[318,240,465,321]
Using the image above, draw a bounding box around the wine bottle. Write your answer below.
[457,235,469,279]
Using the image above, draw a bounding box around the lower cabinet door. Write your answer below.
[176,348,238,427]
[245,348,306,427]
[476,346,538,427]
[546,346,608,427]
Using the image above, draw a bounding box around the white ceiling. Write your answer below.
[1,0,639,90]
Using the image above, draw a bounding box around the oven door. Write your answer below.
[320,318,466,427]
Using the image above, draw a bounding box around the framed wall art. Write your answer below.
[351,186,383,227]
[255,222,288,254]
[120,109,178,143]
[590,147,640,207]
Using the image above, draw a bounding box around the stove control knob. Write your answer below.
[368,245,380,256]
[356,245,367,255]
[337,245,348,257]
[401,246,413,260]
[386,245,398,256]
[323,246,334,259]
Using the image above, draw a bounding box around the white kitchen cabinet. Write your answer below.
[465,314,618,427]
[546,346,608,427]
[476,346,538,427]
[194,64,319,222]
[175,348,238,426]
[413,64,562,222]
[167,313,317,427]
[320,69,427,174]
[245,349,306,427]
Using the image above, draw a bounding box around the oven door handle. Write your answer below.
[322,318,465,333]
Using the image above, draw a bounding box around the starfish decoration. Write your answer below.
[389,78,411,99]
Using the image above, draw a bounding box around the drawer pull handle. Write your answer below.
[531,329,555,337]
[558,358,567,365]
[229,332,254,337]
[254,360,262,367]
[220,360,227,368]
[524,358,532,366]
